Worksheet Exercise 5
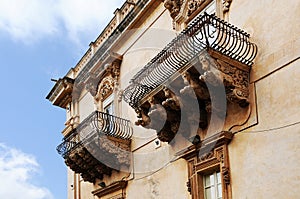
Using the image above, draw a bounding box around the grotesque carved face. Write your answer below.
[164,0,175,10]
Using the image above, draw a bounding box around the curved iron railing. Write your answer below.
[123,12,257,108]
[57,111,132,157]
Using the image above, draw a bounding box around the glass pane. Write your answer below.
[104,102,114,115]
[210,186,216,199]
[210,174,215,185]
[217,184,222,198]
[205,174,214,187]
[217,172,221,184]
[205,187,212,199]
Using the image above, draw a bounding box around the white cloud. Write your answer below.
[0,0,58,43]
[0,143,53,199]
[56,0,123,45]
[0,0,124,44]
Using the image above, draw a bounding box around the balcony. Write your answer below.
[123,13,257,142]
[57,111,132,183]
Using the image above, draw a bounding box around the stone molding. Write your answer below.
[177,131,233,199]
[92,180,127,198]
[46,77,74,109]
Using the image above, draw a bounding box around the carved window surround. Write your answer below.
[176,131,233,199]
[56,111,132,183]
[74,51,122,99]
[92,180,127,198]
[162,0,233,29]
[123,13,257,143]
[46,76,74,109]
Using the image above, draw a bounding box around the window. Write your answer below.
[179,132,233,199]
[203,171,222,199]
[103,94,114,115]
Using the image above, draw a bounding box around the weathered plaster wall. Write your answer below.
[230,0,300,82]
[127,158,191,199]
[78,90,94,121]
[228,0,300,198]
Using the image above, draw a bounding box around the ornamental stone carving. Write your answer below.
[222,0,232,13]
[95,76,115,101]
[132,51,250,143]
[187,0,206,16]
[85,60,121,100]
[163,0,183,19]
[177,131,233,199]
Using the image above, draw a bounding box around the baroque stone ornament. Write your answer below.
[222,0,232,13]
[56,111,133,183]
[187,0,206,16]
[199,53,251,108]
[176,131,233,199]
[95,76,115,101]
[163,0,183,19]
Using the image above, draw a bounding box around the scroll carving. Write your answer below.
[187,179,192,194]
[222,166,230,185]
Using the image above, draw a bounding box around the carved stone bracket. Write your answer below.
[133,50,249,143]
[163,0,183,19]
[222,0,232,13]
[63,134,131,183]
[201,51,251,107]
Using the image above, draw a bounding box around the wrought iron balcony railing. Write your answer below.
[57,111,132,157]
[123,12,257,109]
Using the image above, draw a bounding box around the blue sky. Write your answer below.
[0,0,123,198]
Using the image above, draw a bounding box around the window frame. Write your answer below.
[180,131,232,199]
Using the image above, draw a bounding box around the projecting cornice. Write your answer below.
[46,77,74,109]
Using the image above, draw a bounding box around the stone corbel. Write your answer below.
[163,0,183,19]
[199,53,250,107]
[162,87,181,110]
[222,0,232,13]
[180,71,210,100]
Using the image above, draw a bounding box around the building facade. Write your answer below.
[47,0,300,198]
